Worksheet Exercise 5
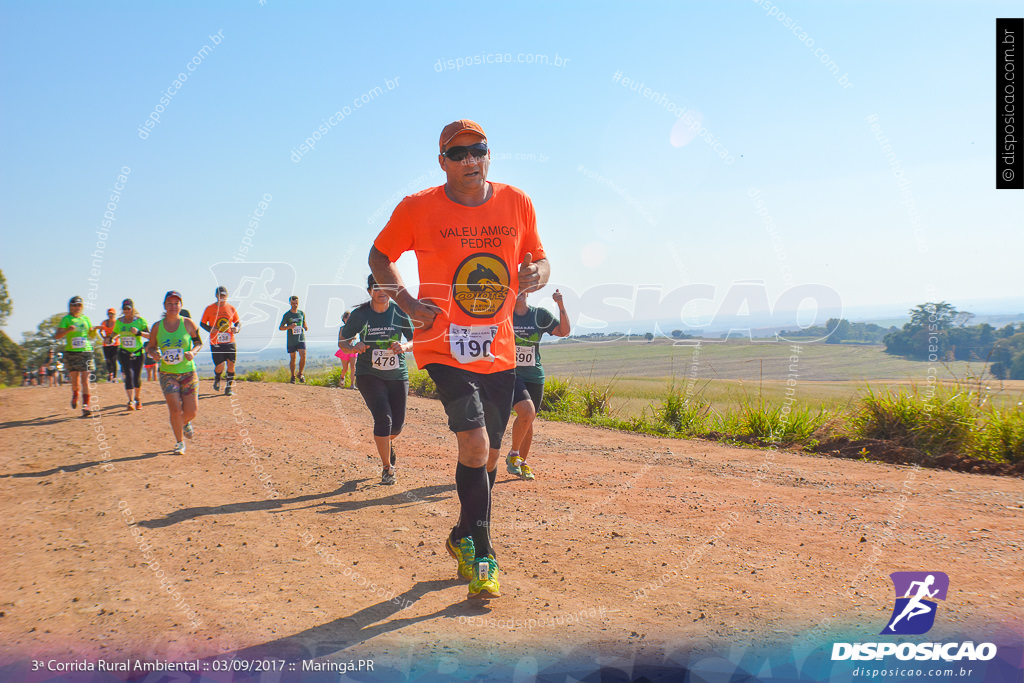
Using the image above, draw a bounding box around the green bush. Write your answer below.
[578,382,611,418]
[307,366,345,387]
[540,377,576,414]
[735,400,827,445]
[711,408,744,436]
[852,386,974,455]
[242,370,265,382]
[971,406,1024,463]
[653,391,708,434]
[408,369,438,398]
[268,366,293,383]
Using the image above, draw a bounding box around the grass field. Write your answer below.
[538,339,1024,419]
[541,338,981,382]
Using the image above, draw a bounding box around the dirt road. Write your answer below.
[1,381,1021,680]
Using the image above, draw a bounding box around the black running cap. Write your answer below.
[216,286,228,296]
[122,298,134,308]
[69,296,84,305]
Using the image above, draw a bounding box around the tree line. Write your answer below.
[882,302,1023,378]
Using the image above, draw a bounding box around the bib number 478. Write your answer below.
[372,349,398,369]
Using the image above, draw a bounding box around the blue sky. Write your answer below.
[1,1,1021,348]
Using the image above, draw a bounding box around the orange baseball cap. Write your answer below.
[439,120,486,152]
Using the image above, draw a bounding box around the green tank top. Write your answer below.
[59,314,94,353]
[114,317,148,356]
[156,318,196,373]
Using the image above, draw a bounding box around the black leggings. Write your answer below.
[118,350,145,390]
[356,375,409,438]
[103,346,119,377]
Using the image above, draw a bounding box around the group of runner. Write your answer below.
[22,348,62,387]
[54,289,241,455]
[52,119,557,601]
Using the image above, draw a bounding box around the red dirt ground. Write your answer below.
[1,381,1021,678]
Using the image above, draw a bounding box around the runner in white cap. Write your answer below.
[147,291,203,454]
[54,296,98,417]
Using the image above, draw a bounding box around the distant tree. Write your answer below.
[21,313,66,368]
[908,301,958,331]
[886,302,969,359]
[825,318,852,344]
[0,330,23,385]
[990,332,1024,380]
[0,270,11,329]
[953,310,975,327]
[671,329,683,339]
[644,332,654,342]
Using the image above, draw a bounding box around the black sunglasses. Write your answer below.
[442,142,488,162]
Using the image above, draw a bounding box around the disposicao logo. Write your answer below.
[831,571,998,662]
[882,571,948,635]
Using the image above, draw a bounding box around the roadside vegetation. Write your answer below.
[248,361,1023,467]
[526,376,1023,465]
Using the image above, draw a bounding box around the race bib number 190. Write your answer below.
[449,325,497,364]
[371,349,398,369]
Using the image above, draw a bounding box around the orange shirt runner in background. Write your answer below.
[99,320,119,346]
[200,302,240,345]
[373,182,546,373]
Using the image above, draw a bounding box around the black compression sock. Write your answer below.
[485,466,498,558]
[455,462,491,558]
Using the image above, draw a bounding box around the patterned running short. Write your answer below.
[159,371,198,396]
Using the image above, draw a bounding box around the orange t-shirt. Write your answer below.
[374,183,546,373]
[99,320,119,346]
[200,302,240,345]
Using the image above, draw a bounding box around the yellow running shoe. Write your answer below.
[520,462,535,480]
[445,534,475,581]
[506,453,522,475]
[467,555,500,600]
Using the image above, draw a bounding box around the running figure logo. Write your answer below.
[881,571,949,635]
[208,262,296,352]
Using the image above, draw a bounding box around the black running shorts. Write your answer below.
[210,343,237,366]
[425,363,515,450]
[513,375,545,411]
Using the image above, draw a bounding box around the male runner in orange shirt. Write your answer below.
[200,286,241,396]
[370,120,550,599]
